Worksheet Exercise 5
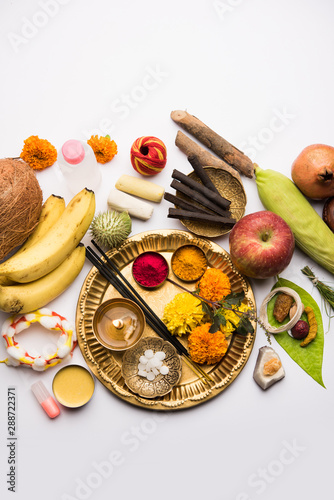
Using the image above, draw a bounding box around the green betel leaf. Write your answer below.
[267,277,325,388]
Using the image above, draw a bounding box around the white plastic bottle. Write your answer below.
[57,139,101,193]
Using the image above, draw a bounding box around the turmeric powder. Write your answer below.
[300,306,317,347]
[171,245,207,281]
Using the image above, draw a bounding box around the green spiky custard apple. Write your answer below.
[90,211,132,248]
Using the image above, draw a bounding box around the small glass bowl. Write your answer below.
[92,298,145,352]
[171,244,207,282]
[132,251,169,289]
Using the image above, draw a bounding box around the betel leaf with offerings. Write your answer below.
[267,277,325,387]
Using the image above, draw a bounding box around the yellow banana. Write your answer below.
[0,244,86,314]
[0,194,65,286]
[0,188,95,283]
[18,194,66,252]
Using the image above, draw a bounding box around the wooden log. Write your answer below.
[171,169,231,210]
[175,131,242,183]
[170,179,231,217]
[171,110,254,178]
[164,192,212,215]
[168,208,235,225]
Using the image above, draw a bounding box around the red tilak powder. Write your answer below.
[132,252,169,288]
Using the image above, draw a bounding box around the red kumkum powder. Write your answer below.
[132,252,169,288]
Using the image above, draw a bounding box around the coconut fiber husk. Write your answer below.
[0,158,43,260]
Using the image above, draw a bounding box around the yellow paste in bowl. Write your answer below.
[52,365,95,408]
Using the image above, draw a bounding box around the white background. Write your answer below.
[1,1,334,499]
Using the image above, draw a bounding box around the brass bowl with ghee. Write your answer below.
[92,298,145,351]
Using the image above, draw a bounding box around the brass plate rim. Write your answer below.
[75,229,256,411]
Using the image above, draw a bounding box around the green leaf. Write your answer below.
[235,316,254,336]
[216,311,226,326]
[222,291,245,306]
[209,312,225,333]
[268,277,325,388]
[201,301,212,318]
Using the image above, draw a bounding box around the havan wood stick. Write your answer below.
[170,179,231,217]
[171,169,231,210]
[175,131,242,183]
[171,110,254,178]
[187,154,221,195]
[164,192,212,215]
[168,208,236,225]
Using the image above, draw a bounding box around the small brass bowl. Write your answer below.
[92,298,145,352]
[132,251,169,289]
[121,337,182,399]
[52,364,95,409]
[171,244,207,282]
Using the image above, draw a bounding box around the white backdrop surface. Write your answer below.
[0,1,334,499]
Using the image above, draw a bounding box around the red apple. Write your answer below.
[229,211,295,279]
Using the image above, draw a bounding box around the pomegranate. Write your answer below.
[291,144,334,199]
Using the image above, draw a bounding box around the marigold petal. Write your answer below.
[188,322,228,365]
[20,135,57,171]
[87,135,118,164]
[163,292,205,336]
[197,268,231,302]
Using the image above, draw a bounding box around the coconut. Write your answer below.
[0,158,43,260]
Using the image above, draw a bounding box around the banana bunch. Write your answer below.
[0,188,95,314]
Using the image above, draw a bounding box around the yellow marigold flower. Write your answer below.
[220,302,252,337]
[20,135,57,171]
[188,322,229,365]
[162,292,205,336]
[197,268,231,302]
[87,135,117,164]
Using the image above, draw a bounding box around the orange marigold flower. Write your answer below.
[188,322,229,365]
[87,135,117,164]
[197,268,231,302]
[20,135,57,171]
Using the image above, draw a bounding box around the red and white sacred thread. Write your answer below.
[130,136,167,176]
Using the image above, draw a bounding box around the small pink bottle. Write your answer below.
[57,139,101,193]
[31,381,60,419]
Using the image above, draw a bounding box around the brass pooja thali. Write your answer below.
[76,230,256,410]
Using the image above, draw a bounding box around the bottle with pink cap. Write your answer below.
[57,139,101,193]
